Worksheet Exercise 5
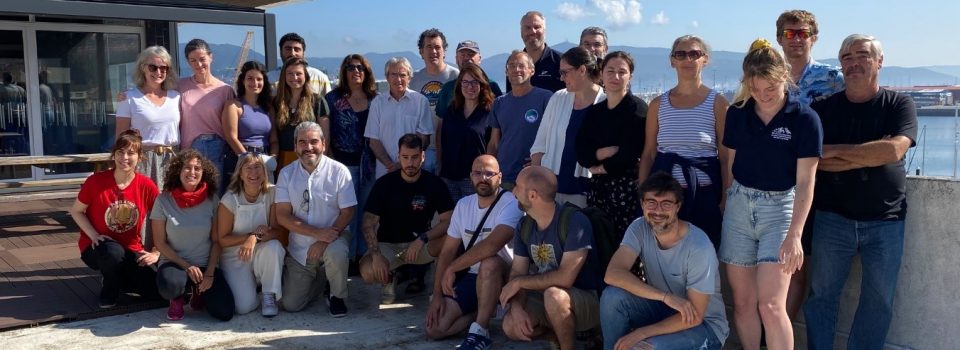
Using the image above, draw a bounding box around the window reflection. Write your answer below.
[0,30,31,180]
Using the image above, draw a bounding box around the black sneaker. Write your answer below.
[326,295,347,318]
[459,332,492,350]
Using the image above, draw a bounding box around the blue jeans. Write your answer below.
[191,134,227,191]
[600,286,722,350]
[803,210,904,350]
[347,165,374,258]
[423,148,438,174]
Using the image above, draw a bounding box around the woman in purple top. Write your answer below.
[222,61,278,183]
[325,54,377,260]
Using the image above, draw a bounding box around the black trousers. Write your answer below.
[157,262,235,321]
[80,241,160,302]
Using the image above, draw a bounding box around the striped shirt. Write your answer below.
[656,90,718,186]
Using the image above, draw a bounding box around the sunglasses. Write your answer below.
[781,29,813,40]
[345,64,364,73]
[301,189,310,213]
[671,50,705,61]
[147,64,170,74]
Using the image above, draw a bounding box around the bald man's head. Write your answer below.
[471,155,502,197]
[516,166,557,205]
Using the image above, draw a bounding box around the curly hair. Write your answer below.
[162,149,219,196]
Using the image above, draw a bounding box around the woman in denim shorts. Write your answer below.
[719,39,822,350]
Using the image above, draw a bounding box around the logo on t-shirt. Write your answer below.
[420,81,444,106]
[530,243,558,273]
[538,70,551,77]
[771,127,792,141]
[410,195,426,211]
[105,199,139,233]
[524,109,540,123]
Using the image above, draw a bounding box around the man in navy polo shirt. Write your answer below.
[506,11,564,93]
[803,34,917,350]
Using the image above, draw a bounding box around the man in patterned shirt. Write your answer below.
[776,10,844,105]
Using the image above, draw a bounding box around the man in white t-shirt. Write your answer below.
[275,121,356,317]
[410,28,459,174]
[426,155,522,350]
[268,32,332,96]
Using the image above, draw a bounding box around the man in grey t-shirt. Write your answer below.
[599,172,728,349]
[410,28,459,174]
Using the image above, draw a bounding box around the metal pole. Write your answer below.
[954,102,958,178]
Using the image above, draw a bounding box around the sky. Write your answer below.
[180,0,960,68]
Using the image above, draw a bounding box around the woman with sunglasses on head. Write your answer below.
[437,63,496,203]
[217,153,287,317]
[530,47,605,207]
[179,39,236,190]
[152,150,235,321]
[70,129,162,309]
[274,57,331,172]
[325,54,377,260]
[720,39,820,350]
[638,35,730,249]
[576,51,649,234]
[222,61,279,184]
[116,46,180,190]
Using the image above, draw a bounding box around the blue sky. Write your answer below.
[180,0,959,67]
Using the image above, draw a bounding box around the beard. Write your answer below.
[646,213,677,235]
[402,166,420,178]
[474,181,495,197]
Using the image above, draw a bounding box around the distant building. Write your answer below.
[887,85,959,107]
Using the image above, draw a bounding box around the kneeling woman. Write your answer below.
[217,153,287,317]
[152,149,235,321]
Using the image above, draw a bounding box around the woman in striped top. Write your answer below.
[637,35,731,248]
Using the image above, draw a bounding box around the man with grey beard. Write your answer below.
[599,171,728,350]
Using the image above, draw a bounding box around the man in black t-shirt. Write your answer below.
[803,34,917,350]
[359,134,455,305]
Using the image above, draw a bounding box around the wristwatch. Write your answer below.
[417,232,429,243]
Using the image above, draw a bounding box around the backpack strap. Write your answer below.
[556,202,581,250]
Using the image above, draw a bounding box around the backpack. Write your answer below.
[518,203,622,277]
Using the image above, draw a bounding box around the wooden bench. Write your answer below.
[0,153,111,191]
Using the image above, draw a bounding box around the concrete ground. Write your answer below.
[1,276,556,350]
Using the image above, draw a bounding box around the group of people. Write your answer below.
[70,8,915,350]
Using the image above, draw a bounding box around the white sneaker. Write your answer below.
[261,292,278,318]
[381,274,398,304]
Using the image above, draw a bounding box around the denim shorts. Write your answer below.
[719,180,795,266]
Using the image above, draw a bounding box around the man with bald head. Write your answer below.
[500,166,602,350]
[426,155,523,349]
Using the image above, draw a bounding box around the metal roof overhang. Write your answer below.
[0,0,273,26]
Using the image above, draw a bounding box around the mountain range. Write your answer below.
[185,42,960,93]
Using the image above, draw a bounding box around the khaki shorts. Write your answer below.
[379,241,434,270]
[525,286,600,332]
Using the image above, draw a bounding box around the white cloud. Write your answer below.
[341,36,364,45]
[590,0,642,29]
[691,20,700,28]
[556,2,589,21]
[651,10,669,25]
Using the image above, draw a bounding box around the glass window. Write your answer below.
[36,31,139,175]
[0,30,31,180]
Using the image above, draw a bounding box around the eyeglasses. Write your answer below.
[642,199,677,211]
[460,79,481,88]
[345,64,364,73]
[671,50,705,61]
[558,67,577,78]
[147,64,170,74]
[387,72,410,80]
[781,29,813,40]
[301,189,310,213]
[470,170,500,180]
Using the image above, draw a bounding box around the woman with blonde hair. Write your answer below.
[720,39,821,350]
[217,153,287,317]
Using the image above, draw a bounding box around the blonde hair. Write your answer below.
[133,46,177,90]
[227,153,271,194]
[731,38,792,107]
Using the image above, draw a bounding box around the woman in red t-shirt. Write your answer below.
[69,129,161,308]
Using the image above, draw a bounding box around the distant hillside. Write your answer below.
[191,42,960,91]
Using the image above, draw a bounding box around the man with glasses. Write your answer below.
[275,121,356,317]
[435,40,504,118]
[506,11,564,93]
[500,165,601,350]
[599,172,728,350]
[427,155,522,350]
[776,10,844,105]
[487,51,553,188]
[268,32,332,96]
[365,57,433,179]
[411,28,458,175]
[579,27,609,62]
[804,34,917,350]
[360,134,454,304]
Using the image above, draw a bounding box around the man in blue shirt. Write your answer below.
[776,10,844,105]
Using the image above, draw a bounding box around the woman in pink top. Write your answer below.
[178,38,235,187]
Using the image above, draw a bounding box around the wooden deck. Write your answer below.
[0,198,162,330]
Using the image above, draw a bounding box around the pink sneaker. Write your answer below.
[167,296,185,321]
[189,290,205,311]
